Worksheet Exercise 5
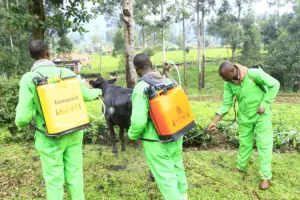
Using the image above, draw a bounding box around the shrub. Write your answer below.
[80,68,101,78]
[143,47,156,57]
[0,75,19,133]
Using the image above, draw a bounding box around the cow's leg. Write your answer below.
[120,126,126,151]
[107,118,117,154]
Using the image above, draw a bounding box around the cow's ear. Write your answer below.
[108,78,117,84]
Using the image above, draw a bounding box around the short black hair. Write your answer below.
[219,61,234,73]
[133,53,152,70]
[29,40,48,60]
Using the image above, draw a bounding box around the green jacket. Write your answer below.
[128,78,172,140]
[216,68,280,121]
[15,63,101,133]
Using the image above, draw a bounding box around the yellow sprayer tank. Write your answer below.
[146,83,196,141]
[36,76,90,136]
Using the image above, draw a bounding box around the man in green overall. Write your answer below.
[208,61,280,190]
[128,53,188,200]
[15,40,102,200]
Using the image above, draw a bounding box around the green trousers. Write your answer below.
[35,131,84,200]
[142,137,188,200]
[237,113,273,180]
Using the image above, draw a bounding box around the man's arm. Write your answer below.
[78,77,102,102]
[163,63,177,84]
[216,82,234,116]
[15,75,35,130]
[208,83,234,131]
[128,92,149,140]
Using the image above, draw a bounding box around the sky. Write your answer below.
[253,0,293,15]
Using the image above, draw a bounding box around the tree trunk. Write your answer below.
[237,0,242,22]
[161,3,166,64]
[201,10,205,88]
[100,40,102,73]
[6,0,13,49]
[298,77,300,91]
[142,27,146,50]
[123,0,137,88]
[183,17,187,94]
[197,0,202,91]
[28,0,45,40]
[231,46,236,62]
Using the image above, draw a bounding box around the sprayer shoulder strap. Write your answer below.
[140,79,161,90]
[247,69,267,94]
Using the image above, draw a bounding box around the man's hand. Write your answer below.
[207,122,217,132]
[163,63,171,74]
[257,106,265,115]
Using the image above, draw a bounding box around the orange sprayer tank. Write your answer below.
[146,83,196,141]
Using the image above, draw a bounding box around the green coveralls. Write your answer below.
[128,80,188,200]
[15,64,101,200]
[216,68,280,180]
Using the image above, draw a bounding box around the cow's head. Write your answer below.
[89,77,107,89]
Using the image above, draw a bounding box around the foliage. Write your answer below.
[262,2,300,91]
[80,68,101,78]
[84,100,109,144]
[0,75,20,131]
[0,75,34,141]
[207,0,257,61]
[57,35,73,55]
[112,28,125,57]
[143,47,156,57]
[185,46,190,54]
[237,9,263,66]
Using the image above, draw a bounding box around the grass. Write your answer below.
[88,48,232,75]
[151,48,231,66]
[1,100,300,199]
[1,143,300,199]
[86,63,224,96]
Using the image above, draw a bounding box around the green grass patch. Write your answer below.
[152,48,231,65]
[0,101,299,198]
[0,143,299,199]
[88,48,231,73]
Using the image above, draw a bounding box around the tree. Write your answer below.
[92,34,102,51]
[112,28,125,57]
[134,0,156,50]
[176,31,184,49]
[208,0,256,62]
[0,0,34,76]
[28,0,102,40]
[238,8,262,66]
[57,35,73,56]
[195,0,215,89]
[264,1,300,91]
[96,0,138,88]
[105,28,117,43]
[171,0,191,93]
[123,0,136,88]
[28,0,45,39]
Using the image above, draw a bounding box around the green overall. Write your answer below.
[128,80,188,200]
[217,68,280,180]
[15,63,101,200]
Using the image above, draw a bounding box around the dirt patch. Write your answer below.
[106,165,127,171]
